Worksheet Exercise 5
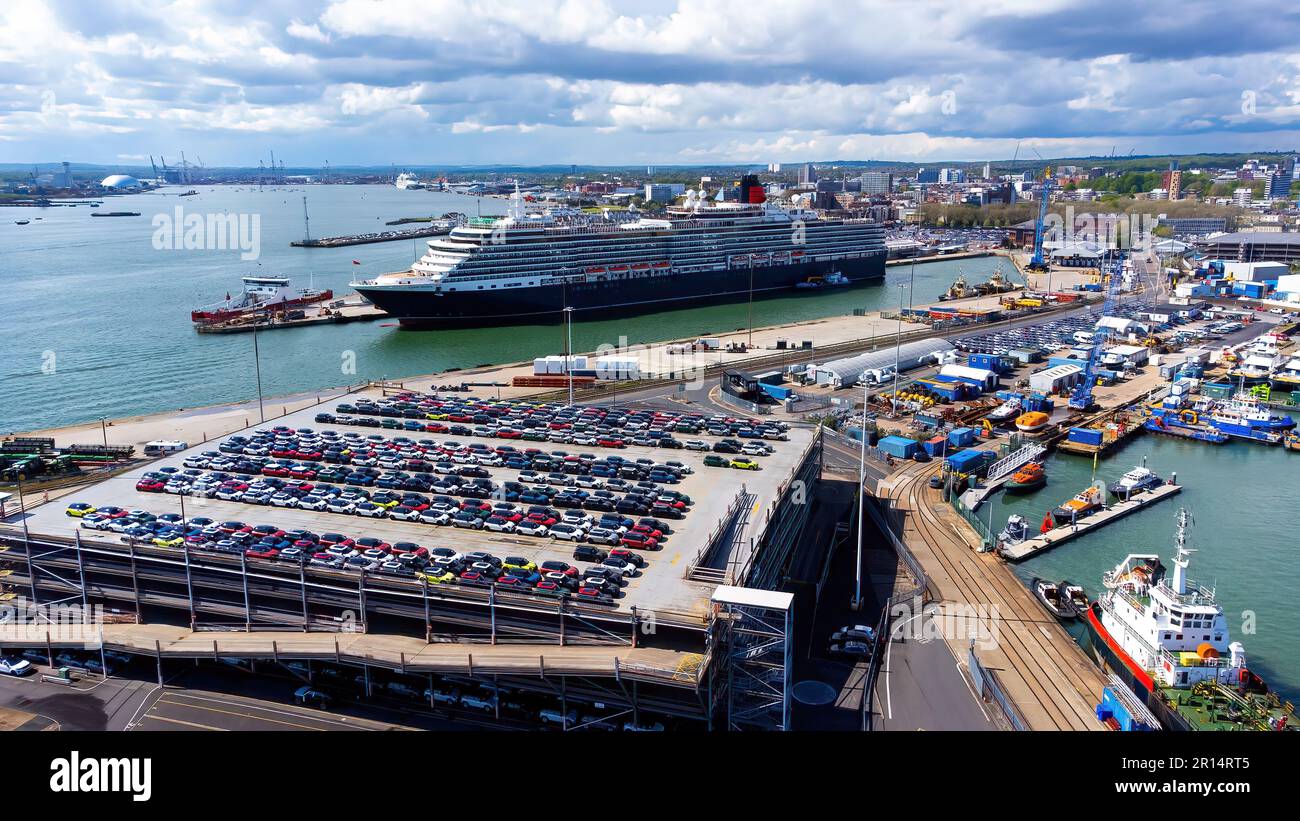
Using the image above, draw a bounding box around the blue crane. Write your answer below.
[1027,167,1055,272]
[1068,256,1126,411]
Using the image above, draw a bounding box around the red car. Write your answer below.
[576,587,603,600]
[620,534,659,550]
[262,465,290,478]
[354,537,391,553]
[135,479,165,492]
[597,438,625,448]
[527,512,557,527]
[630,524,663,540]
[245,546,279,560]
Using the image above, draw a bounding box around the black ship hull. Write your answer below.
[355,254,886,328]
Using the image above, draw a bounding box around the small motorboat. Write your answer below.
[1014,411,1051,433]
[998,514,1029,545]
[14,219,30,225]
[1004,462,1046,493]
[1106,464,1164,499]
[1061,581,1089,615]
[987,396,1022,423]
[1032,578,1078,620]
[1051,485,1104,525]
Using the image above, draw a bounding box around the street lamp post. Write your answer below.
[747,258,755,348]
[564,306,575,407]
[99,417,108,450]
[252,323,266,423]
[891,283,908,416]
[852,376,869,610]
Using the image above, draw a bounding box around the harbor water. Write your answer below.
[1,184,1004,433]
[994,435,1300,705]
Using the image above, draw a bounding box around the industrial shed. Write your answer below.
[813,339,956,388]
[1028,363,1083,394]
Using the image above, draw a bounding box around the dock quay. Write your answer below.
[194,297,386,334]
[877,463,1108,730]
[1055,408,1145,458]
[998,482,1183,562]
[290,225,453,248]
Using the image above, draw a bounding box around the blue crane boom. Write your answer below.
[1068,256,1126,411]
[1028,167,1055,271]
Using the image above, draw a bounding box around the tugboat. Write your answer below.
[1014,411,1051,433]
[1196,387,1295,442]
[1106,462,1165,500]
[795,271,850,289]
[1004,462,1046,493]
[191,275,334,325]
[1051,484,1104,525]
[1032,578,1078,620]
[1084,509,1296,730]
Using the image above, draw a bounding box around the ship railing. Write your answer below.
[1154,580,1217,607]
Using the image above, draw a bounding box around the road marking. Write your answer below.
[159,691,383,730]
[155,695,332,730]
[141,713,228,731]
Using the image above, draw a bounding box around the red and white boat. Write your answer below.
[191,276,333,324]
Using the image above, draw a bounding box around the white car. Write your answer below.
[269,493,300,508]
[418,510,451,526]
[574,476,605,489]
[684,440,709,451]
[388,506,423,522]
[518,471,545,484]
[515,521,549,537]
[572,435,598,446]
[741,443,770,456]
[0,657,33,676]
[79,514,112,530]
[354,503,387,518]
[548,524,584,541]
[484,518,516,533]
[298,496,330,511]
[326,500,357,515]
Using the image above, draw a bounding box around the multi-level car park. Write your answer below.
[1,393,820,728]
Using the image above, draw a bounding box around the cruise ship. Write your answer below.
[351,176,887,327]
[394,172,426,190]
[1085,509,1294,731]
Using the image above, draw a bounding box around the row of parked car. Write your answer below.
[213,425,708,482]
[66,504,659,603]
[321,392,790,450]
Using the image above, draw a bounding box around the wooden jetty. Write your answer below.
[998,482,1183,562]
[194,300,386,334]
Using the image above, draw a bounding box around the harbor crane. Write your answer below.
[1068,255,1126,411]
[1026,166,1055,272]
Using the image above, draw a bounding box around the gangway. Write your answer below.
[987,442,1047,483]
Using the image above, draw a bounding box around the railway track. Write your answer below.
[879,464,1106,731]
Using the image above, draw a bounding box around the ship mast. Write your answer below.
[1170,508,1192,595]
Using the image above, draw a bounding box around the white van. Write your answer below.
[143,440,188,456]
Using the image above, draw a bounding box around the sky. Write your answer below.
[0,0,1298,168]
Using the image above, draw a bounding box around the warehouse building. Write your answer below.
[1028,363,1083,394]
[813,339,955,388]
[1197,232,1300,264]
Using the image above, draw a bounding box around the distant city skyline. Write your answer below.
[2,0,1299,167]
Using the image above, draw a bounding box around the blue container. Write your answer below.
[877,435,919,460]
[914,378,971,401]
[1067,427,1104,446]
[923,435,948,457]
[945,449,992,474]
[1023,396,1055,413]
[948,427,975,447]
[759,383,794,400]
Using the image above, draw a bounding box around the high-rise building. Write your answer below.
[767,162,782,173]
[860,171,893,195]
[938,168,965,184]
[916,168,938,184]
[1161,161,1182,200]
[982,162,991,179]
[1265,172,1292,201]
[798,163,818,185]
[1233,187,1254,207]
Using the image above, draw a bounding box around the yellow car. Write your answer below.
[153,535,184,548]
[418,570,455,585]
[65,503,96,517]
[426,413,449,421]
[502,556,537,572]
[730,459,760,471]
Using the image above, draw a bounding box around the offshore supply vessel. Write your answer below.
[1085,509,1295,731]
[352,176,886,327]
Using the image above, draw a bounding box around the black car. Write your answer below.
[573,545,608,563]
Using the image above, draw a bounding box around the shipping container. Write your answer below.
[1066,427,1104,446]
[945,449,993,475]
[948,427,976,447]
[876,435,920,460]
[923,435,949,457]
